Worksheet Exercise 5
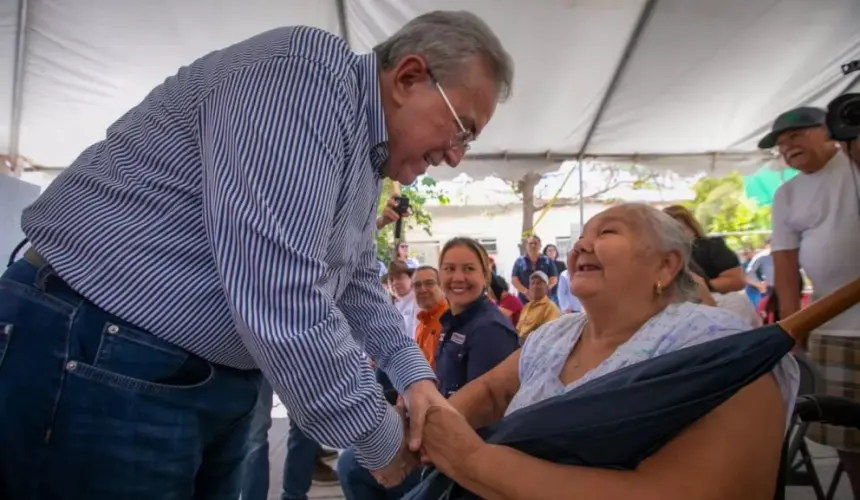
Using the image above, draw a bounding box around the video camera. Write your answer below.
[393,195,410,216]
[825,60,860,142]
[392,195,410,241]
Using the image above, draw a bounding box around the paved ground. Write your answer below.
[265,402,853,500]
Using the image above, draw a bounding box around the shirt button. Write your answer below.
[107,324,119,334]
[66,361,77,371]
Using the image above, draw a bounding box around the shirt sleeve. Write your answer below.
[746,255,762,279]
[466,319,520,382]
[545,302,561,322]
[339,238,435,392]
[338,239,435,465]
[545,258,559,278]
[558,271,573,310]
[706,237,741,275]
[199,57,410,470]
[770,186,801,251]
[510,259,523,281]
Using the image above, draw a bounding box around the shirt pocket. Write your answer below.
[436,340,467,397]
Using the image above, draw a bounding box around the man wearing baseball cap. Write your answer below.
[515,270,560,341]
[762,105,860,495]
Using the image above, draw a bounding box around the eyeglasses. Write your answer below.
[413,280,438,291]
[428,70,474,151]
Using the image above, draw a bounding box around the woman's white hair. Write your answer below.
[617,203,700,302]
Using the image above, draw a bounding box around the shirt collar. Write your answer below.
[441,294,491,331]
[527,295,551,308]
[418,300,449,322]
[357,53,389,174]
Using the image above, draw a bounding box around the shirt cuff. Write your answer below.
[353,404,403,469]
[382,343,437,394]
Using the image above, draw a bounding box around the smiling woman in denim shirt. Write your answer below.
[337,237,519,499]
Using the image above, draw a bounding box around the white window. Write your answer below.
[478,238,498,254]
[410,241,440,266]
[556,236,573,257]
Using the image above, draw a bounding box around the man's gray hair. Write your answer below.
[619,203,700,303]
[373,11,514,102]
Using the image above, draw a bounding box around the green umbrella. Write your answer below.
[743,163,797,207]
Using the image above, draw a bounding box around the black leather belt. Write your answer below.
[23,247,50,268]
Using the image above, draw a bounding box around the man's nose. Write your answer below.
[444,148,465,167]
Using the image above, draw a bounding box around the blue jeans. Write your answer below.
[282,419,322,500]
[241,381,323,500]
[337,446,422,500]
[0,258,262,499]
[241,381,275,500]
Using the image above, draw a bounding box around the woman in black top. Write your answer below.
[663,205,745,293]
[542,244,567,305]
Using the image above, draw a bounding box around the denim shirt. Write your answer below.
[511,255,558,304]
[435,295,520,398]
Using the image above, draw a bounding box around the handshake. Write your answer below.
[368,380,487,489]
[370,396,424,488]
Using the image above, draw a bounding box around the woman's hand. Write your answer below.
[420,404,487,477]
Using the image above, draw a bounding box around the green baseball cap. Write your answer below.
[757,106,826,149]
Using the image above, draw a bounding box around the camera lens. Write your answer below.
[842,99,860,127]
[826,93,860,141]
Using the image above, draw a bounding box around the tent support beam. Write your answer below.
[7,0,29,169]
[25,150,769,172]
[464,150,764,162]
[335,0,350,46]
[573,0,659,163]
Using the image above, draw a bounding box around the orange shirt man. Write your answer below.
[412,266,448,368]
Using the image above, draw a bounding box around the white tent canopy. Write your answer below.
[1,0,859,180]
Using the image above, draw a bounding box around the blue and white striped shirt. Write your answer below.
[21,26,435,469]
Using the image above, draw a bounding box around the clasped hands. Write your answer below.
[370,380,487,488]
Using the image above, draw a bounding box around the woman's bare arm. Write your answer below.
[450,374,786,500]
[447,350,521,430]
[710,267,745,293]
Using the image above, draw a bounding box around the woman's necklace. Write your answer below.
[568,321,589,370]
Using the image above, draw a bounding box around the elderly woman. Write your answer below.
[417,203,799,499]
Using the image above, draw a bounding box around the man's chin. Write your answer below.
[396,164,428,185]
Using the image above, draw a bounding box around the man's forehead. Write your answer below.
[414,269,436,280]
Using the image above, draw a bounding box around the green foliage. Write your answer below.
[685,172,772,250]
[375,177,450,262]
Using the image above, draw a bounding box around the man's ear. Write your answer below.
[388,55,431,106]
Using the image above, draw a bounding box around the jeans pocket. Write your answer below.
[0,323,12,369]
[68,321,214,397]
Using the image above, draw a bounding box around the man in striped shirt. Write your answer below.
[0,11,513,499]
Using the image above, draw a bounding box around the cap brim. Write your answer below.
[757,124,818,149]
[757,131,779,149]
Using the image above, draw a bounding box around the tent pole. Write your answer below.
[335,0,351,46]
[570,0,657,227]
[8,0,29,173]
[572,0,659,165]
[578,161,584,228]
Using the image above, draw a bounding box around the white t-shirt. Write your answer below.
[771,151,860,336]
[393,292,419,340]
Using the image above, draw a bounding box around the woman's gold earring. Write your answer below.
[654,281,663,296]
